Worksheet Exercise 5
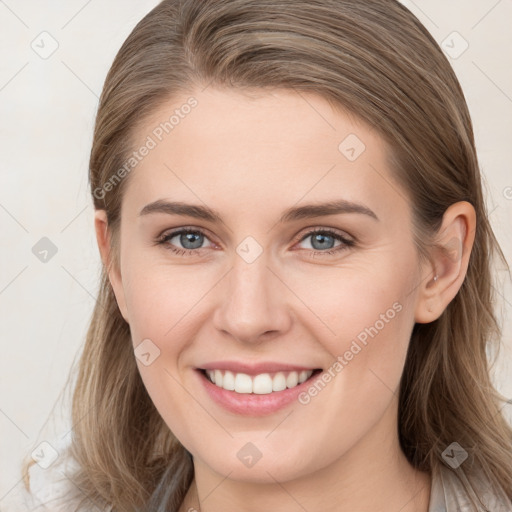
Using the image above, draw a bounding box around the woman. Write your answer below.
[14,0,512,511]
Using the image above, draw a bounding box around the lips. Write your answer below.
[195,360,323,415]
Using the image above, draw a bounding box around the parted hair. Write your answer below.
[23,1,512,510]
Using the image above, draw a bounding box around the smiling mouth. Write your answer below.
[199,368,323,394]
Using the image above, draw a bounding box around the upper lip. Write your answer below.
[198,361,321,376]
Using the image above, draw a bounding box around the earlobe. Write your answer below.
[93,209,130,323]
[414,201,476,324]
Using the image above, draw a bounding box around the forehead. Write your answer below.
[123,87,408,222]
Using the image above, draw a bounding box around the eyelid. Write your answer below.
[293,226,355,244]
[157,225,353,244]
[156,225,356,255]
[157,225,216,243]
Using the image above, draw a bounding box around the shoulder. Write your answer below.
[1,436,111,512]
[429,464,512,512]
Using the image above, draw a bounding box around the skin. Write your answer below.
[95,87,476,512]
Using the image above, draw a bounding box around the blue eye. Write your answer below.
[157,228,213,256]
[156,227,354,257]
[297,228,355,256]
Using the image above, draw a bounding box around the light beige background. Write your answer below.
[1,0,511,503]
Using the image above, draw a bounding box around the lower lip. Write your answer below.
[195,369,322,416]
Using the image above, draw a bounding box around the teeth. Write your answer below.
[205,369,315,394]
[298,370,309,384]
[223,370,235,391]
[286,371,298,388]
[235,373,253,393]
[272,372,287,392]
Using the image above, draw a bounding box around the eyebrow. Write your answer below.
[139,199,379,223]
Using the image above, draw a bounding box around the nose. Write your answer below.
[212,252,292,345]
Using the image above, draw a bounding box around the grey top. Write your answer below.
[428,464,512,512]
[2,437,511,511]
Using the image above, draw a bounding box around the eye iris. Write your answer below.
[181,232,203,249]
[311,233,335,250]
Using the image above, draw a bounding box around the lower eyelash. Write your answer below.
[156,228,354,257]
[156,229,208,256]
[306,229,355,257]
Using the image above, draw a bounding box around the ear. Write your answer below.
[414,201,476,324]
[94,209,130,323]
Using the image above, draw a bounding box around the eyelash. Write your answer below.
[155,227,355,258]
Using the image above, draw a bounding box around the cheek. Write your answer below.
[289,255,418,423]
[121,255,215,345]
[121,267,203,442]
[289,256,417,357]
[284,278,416,475]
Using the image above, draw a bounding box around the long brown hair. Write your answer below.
[22,1,512,510]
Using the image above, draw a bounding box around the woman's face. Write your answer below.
[105,87,430,482]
